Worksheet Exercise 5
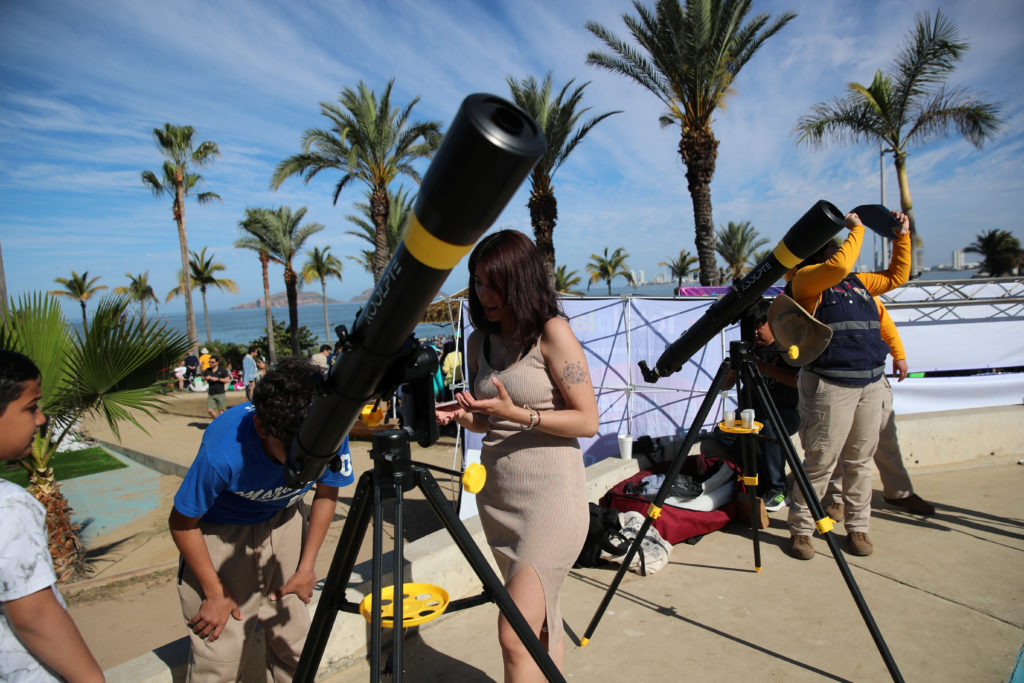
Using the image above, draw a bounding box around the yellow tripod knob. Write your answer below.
[360,403,385,427]
[462,463,487,493]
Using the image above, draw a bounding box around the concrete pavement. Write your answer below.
[73,394,1024,681]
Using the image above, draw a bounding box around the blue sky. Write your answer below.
[2,0,1022,318]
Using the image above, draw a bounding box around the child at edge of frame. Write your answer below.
[0,349,105,682]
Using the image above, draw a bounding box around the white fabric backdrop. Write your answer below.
[884,282,1024,413]
[457,286,1023,467]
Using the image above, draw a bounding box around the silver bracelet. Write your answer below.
[523,404,538,431]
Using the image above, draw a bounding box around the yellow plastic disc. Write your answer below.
[718,420,763,434]
[359,583,450,628]
[462,463,487,493]
[360,403,385,427]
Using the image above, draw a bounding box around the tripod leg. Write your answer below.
[750,375,904,683]
[738,431,762,570]
[370,477,384,680]
[736,360,764,570]
[391,478,405,683]
[413,467,566,683]
[582,360,733,645]
[295,470,375,683]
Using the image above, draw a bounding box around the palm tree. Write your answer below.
[301,246,344,344]
[965,229,1023,277]
[49,270,106,333]
[586,247,635,295]
[554,265,585,296]
[0,239,8,313]
[507,72,620,284]
[113,271,158,325]
[586,0,795,286]
[239,206,324,355]
[270,80,442,283]
[236,207,281,364]
[715,221,768,280]
[141,123,221,351]
[659,249,699,287]
[1,293,190,581]
[167,248,238,344]
[795,9,1003,278]
[345,186,414,275]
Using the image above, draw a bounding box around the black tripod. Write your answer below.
[583,340,904,682]
[295,428,565,682]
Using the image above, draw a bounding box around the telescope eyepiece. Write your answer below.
[490,104,526,136]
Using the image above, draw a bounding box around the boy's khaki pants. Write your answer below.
[178,503,310,682]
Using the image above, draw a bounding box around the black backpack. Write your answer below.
[575,503,630,568]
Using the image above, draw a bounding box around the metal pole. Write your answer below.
[879,147,890,269]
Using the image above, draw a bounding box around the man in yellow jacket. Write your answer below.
[786,210,910,560]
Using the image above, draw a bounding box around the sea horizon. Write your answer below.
[131,268,976,347]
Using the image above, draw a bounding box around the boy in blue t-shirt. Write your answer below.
[169,356,354,680]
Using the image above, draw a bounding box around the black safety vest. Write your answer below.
[808,274,888,386]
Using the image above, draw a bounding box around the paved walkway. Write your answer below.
[68,393,1024,681]
[324,457,1024,682]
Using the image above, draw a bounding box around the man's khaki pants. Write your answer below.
[178,503,310,682]
[823,376,915,506]
[788,371,885,536]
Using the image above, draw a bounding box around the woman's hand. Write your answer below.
[455,377,515,419]
[844,212,862,229]
[435,400,465,425]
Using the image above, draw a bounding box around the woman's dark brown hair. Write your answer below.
[467,230,562,347]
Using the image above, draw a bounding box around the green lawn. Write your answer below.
[0,446,128,487]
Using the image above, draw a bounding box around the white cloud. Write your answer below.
[2,0,1022,318]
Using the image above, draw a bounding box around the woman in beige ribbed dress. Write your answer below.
[437,230,597,681]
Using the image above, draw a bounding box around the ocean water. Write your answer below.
[142,270,976,346]
[151,301,459,346]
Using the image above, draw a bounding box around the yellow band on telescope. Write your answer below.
[773,240,803,269]
[403,213,473,270]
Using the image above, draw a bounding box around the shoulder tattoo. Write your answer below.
[561,360,587,386]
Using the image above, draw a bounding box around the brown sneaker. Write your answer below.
[826,503,845,523]
[790,535,815,560]
[847,531,874,556]
[884,494,935,516]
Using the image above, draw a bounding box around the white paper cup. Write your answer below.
[617,434,633,459]
[723,410,735,425]
[741,409,755,429]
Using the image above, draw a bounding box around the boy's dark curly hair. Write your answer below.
[0,350,41,415]
[251,356,322,445]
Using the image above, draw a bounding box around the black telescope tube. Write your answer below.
[285,94,546,487]
[641,200,845,381]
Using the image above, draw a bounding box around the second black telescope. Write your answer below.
[639,200,846,382]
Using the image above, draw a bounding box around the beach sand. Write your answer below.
[66,392,462,670]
